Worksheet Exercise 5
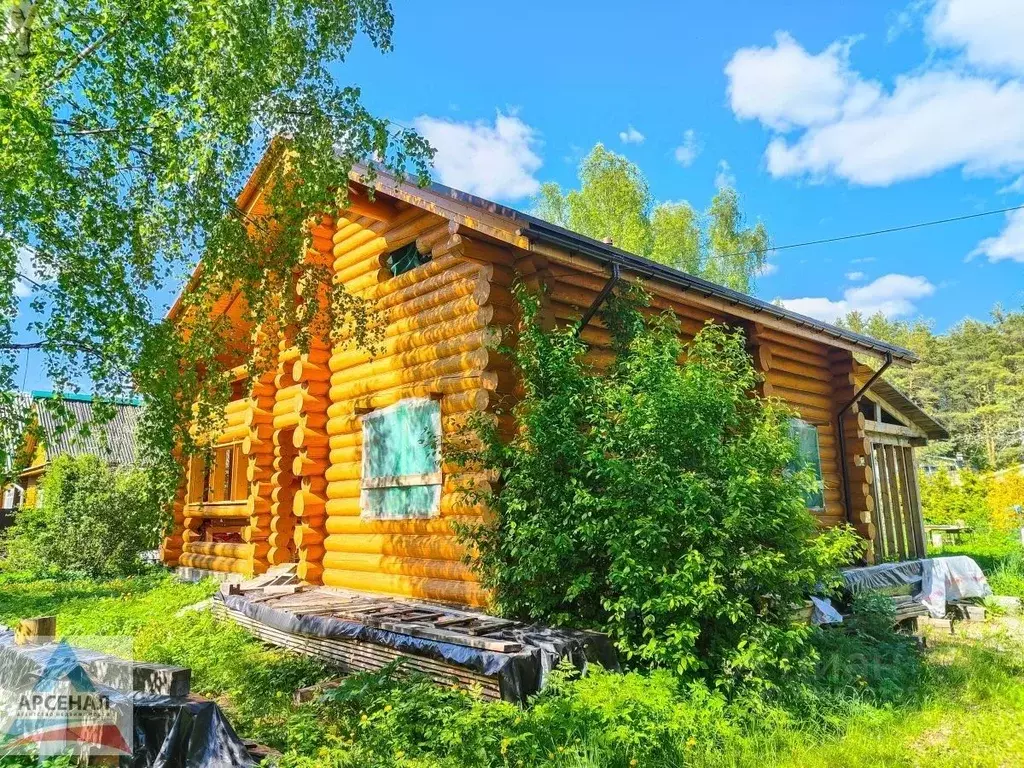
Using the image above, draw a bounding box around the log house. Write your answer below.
[161,144,942,605]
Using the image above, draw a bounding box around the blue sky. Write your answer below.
[14,0,1024,389]
[332,0,1024,329]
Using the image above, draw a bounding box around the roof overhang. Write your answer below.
[167,143,920,365]
[854,363,949,441]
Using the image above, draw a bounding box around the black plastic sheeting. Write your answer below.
[220,593,619,702]
[0,630,255,767]
[841,560,925,594]
[129,694,254,768]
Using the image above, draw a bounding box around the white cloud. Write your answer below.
[412,112,542,199]
[781,273,935,322]
[14,247,38,298]
[725,32,872,132]
[999,175,1024,194]
[969,208,1024,262]
[846,271,866,281]
[674,129,701,166]
[757,261,779,277]
[714,160,736,189]
[726,24,1024,186]
[619,125,645,144]
[927,0,1024,75]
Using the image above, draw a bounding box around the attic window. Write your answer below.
[387,243,431,277]
[360,397,442,519]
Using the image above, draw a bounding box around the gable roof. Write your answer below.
[853,363,949,441]
[19,392,141,469]
[168,144,919,365]
[356,166,919,364]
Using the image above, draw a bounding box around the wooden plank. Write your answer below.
[883,445,908,560]
[900,446,925,559]
[868,448,886,558]
[216,604,503,699]
[434,615,477,628]
[874,445,897,561]
[467,619,517,636]
[906,446,928,558]
[372,621,522,653]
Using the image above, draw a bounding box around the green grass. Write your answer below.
[3,572,1024,766]
[0,569,328,750]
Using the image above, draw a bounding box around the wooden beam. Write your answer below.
[865,420,927,441]
[345,186,401,222]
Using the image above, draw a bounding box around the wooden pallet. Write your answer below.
[212,599,504,700]
[224,584,525,653]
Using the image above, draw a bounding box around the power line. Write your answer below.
[729,202,1024,259]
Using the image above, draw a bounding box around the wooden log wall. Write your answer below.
[159,468,186,567]
[829,348,876,562]
[279,340,332,583]
[318,207,514,607]
[543,259,852,531]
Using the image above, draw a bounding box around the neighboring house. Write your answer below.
[3,391,141,509]
[161,141,945,607]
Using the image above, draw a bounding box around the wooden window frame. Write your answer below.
[188,443,246,506]
[788,418,825,512]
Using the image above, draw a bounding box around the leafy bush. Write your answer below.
[455,287,860,689]
[0,454,164,578]
[919,468,990,528]
[986,470,1024,532]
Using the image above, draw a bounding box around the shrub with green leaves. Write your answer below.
[919,468,989,528]
[1,454,163,578]
[455,287,860,689]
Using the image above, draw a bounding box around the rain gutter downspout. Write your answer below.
[574,263,620,337]
[837,351,892,527]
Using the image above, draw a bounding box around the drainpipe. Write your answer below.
[837,351,892,527]
[574,263,621,338]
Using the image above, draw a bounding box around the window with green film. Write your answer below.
[360,397,442,519]
[387,242,431,277]
[788,418,824,510]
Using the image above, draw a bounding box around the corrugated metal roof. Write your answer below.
[29,394,141,466]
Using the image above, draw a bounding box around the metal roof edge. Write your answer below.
[518,218,919,363]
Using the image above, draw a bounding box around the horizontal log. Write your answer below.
[768,354,833,383]
[327,387,490,421]
[321,568,487,607]
[323,533,465,560]
[330,328,496,387]
[297,561,324,584]
[293,490,326,516]
[383,212,444,250]
[329,312,494,375]
[321,552,476,582]
[294,525,324,548]
[764,370,834,397]
[179,553,255,575]
[267,545,294,565]
[325,461,361,482]
[185,541,260,560]
[186,502,250,520]
[328,349,490,402]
